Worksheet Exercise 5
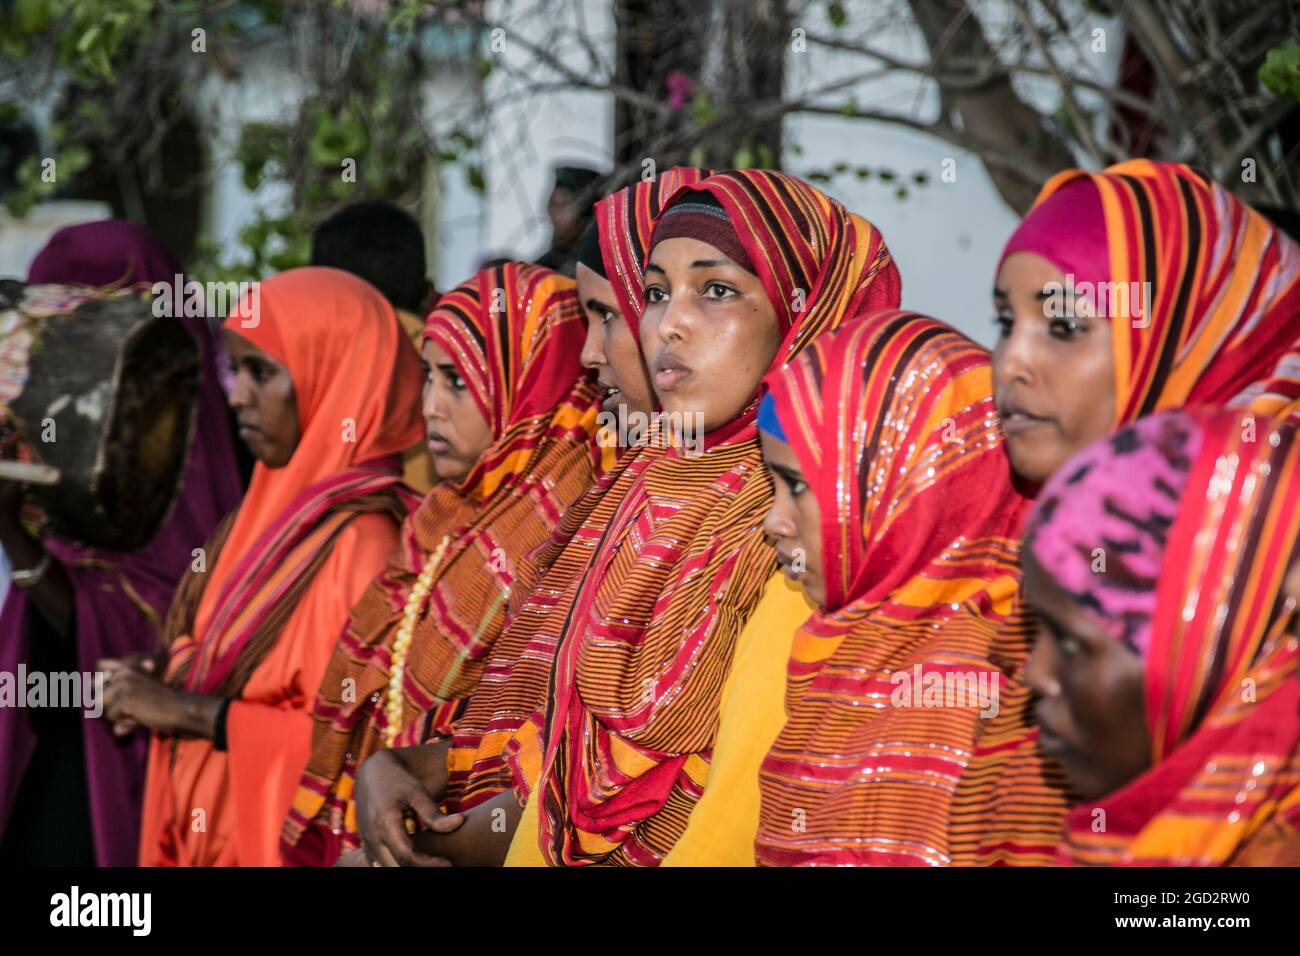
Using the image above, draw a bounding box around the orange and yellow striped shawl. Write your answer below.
[508,169,902,866]
[440,171,712,814]
[951,160,1300,866]
[1059,409,1300,866]
[754,313,1034,866]
[282,263,607,864]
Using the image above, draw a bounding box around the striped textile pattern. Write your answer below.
[1060,409,1300,866]
[282,263,606,863]
[754,312,1034,866]
[163,463,414,698]
[596,166,712,321]
[515,169,903,866]
[438,171,708,814]
[950,160,1300,866]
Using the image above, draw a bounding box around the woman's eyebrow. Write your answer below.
[585,297,615,314]
[768,462,805,484]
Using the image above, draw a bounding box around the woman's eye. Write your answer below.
[450,374,468,391]
[1047,622,1082,657]
[600,309,616,326]
[993,314,1013,338]
[1048,317,1083,340]
[704,282,735,299]
[778,473,807,496]
[646,287,667,304]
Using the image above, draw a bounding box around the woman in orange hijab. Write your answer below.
[102,267,423,866]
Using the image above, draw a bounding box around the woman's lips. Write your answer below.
[1000,410,1052,436]
[427,434,451,454]
[653,353,692,393]
[599,384,623,412]
[776,549,803,581]
[1033,704,1072,758]
[237,423,261,442]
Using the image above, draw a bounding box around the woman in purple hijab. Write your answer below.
[0,219,244,865]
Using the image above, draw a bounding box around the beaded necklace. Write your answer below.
[383,534,451,747]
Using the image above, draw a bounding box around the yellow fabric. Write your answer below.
[662,572,813,866]
[504,786,546,867]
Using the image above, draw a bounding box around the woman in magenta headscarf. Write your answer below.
[0,220,244,864]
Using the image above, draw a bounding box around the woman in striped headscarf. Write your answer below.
[354,169,902,867]
[281,262,609,866]
[1022,408,1300,865]
[950,159,1300,865]
[502,170,900,866]
[334,170,710,868]
[739,312,1033,866]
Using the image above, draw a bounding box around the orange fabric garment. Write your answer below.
[138,267,423,866]
[138,514,398,866]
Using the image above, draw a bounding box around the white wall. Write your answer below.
[783,0,1120,345]
[478,0,616,270]
[189,0,1120,336]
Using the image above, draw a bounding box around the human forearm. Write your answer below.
[409,789,521,866]
[0,518,74,636]
[390,737,453,800]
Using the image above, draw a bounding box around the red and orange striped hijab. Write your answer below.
[953,162,1300,865]
[440,171,708,813]
[1032,160,1300,419]
[754,312,1033,865]
[1054,409,1300,866]
[510,169,902,865]
[164,268,423,696]
[595,166,712,323]
[283,263,607,864]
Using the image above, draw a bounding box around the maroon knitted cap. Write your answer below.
[649,190,756,274]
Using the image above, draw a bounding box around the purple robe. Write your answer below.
[0,220,243,864]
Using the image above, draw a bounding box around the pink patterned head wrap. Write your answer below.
[1023,410,1204,658]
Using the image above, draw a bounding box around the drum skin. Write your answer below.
[2,285,200,551]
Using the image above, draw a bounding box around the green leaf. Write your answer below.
[827,2,847,29]
[466,164,485,193]
[14,0,52,34]
[690,89,715,126]
[1260,41,1300,101]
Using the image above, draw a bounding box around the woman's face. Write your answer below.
[761,430,825,606]
[223,329,300,468]
[576,262,656,419]
[1022,550,1151,800]
[420,339,493,483]
[992,252,1117,483]
[641,237,782,433]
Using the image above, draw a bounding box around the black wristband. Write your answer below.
[212,697,233,752]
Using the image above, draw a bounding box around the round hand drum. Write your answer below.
[0,283,201,551]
